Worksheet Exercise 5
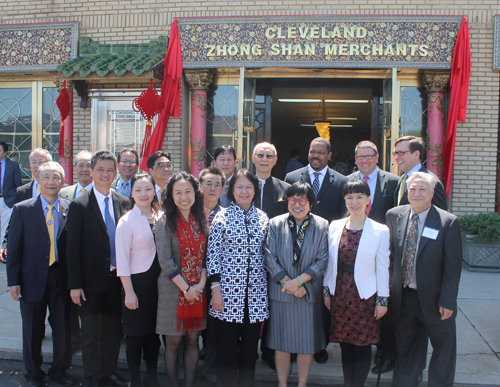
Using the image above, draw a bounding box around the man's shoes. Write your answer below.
[51,374,76,386]
[314,349,329,364]
[102,373,131,387]
[88,380,101,387]
[29,379,43,387]
[373,347,383,366]
[417,370,423,385]
[371,358,395,374]
[261,352,276,371]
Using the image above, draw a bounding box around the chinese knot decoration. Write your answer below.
[133,79,162,158]
[56,81,72,158]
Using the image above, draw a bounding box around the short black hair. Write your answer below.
[226,169,260,204]
[214,145,236,161]
[286,181,317,207]
[147,151,171,170]
[199,166,225,187]
[91,150,117,170]
[310,137,331,153]
[343,179,370,197]
[290,149,300,158]
[118,148,139,164]
[0,141,8,153]
[129,174,160,213]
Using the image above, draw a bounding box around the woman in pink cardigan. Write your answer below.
[116,174,163,387]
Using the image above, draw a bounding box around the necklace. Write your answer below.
[349,217,366,232]
[141,210,155,220]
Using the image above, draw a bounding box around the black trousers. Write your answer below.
[20,264,71,382]
[79,272,122,381]
[392,288,456,387]
[214,314,262,387]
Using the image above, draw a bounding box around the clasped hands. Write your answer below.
[281,276,306,298]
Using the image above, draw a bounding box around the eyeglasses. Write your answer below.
[154,162,173,170]
[30,160,48,166]
[287,197,309,206]
[254,153,276,160]
[120,160,137,166]
[392,150,411,157]
[356,154,377,161]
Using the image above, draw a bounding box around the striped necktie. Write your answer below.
[46,205,56,266]
[402,213,419,287]
[313,172,321,198]
[398,174,408,205]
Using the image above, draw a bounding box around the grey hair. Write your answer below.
[73,150,93,167]
[38,161,65,180]
[253,142,277,157]
[29,148,52,162]
[407,172,436,190]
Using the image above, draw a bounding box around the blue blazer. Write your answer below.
[2,158,22,208]
[6,196,70,303]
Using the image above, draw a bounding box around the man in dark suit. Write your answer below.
[285,137,347,223]
[285,137,347,364]
[393,136,448,211]
[111,148,139,198]
[66,150,130,387]
[251,142,290,369]
[252,142,290,219]
[59,150,93,201]
[386,172,462,387]
[348,141,399,225]
[0,141,22,243]
[7,161,74,387]
[0,148,52,261]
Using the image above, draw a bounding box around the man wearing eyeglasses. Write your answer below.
[348,141,399,225]
[146,151,173,203]
[252,142,290,220]
[393,136,447,211]
[111,149,139,199]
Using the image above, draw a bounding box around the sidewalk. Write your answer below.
[0,263,499,386]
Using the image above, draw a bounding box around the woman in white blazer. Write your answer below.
[323,179,390,387]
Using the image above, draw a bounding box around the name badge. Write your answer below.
[422,227,439,240]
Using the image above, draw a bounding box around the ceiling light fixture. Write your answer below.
[278,99,369,103]
[314,91,330,142]
[301,124,353,128]
[327,117,358,120]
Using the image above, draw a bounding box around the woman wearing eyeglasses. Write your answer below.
[265,181,329,387]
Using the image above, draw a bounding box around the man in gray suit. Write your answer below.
[386,172,462,387]
[59,151,93,201]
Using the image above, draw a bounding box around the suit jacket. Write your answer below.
[324,217,390,299]
[15,181,35,204]
[348,169,399,224]
[386,204,462,325]
[395,166,448,211]
[2,158,22,208]
[66,189,130,294]
[285,166,348,222]
[6,196,70,303]
[266,213,329,303]
[59,184,78,201]
[254,176,290,220]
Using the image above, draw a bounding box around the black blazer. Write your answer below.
[2,158,22,208]
[254,176,290,220]
[395,166,448,211]
[66,189,130,294]
[386,205,462,325]
[15,181,35,203]
[285,166,347,222]
[7,196,70,303]
[348,169,400,225]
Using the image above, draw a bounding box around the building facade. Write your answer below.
[0,0,499,216]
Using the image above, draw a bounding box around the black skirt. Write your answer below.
[122,255,161,336]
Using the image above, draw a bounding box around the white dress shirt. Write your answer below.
[31,179,40,198]
[93,188,115,224]
[75,182,93,198]
[307,165,328,188]
[359,168,379,205]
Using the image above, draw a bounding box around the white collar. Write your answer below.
[307,165,328,176]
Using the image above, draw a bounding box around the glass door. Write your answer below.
[382,68,400,174]
[237,68,256,170]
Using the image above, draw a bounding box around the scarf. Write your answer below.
[174,210,206,333]
[287,213,311,267]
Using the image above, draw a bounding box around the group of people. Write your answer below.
[3,134,462,387]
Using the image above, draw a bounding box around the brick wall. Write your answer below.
[1,0,499,215]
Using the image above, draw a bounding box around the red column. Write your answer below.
[423,72,450,181]
[184,70,214,178]
[59,85,74,185]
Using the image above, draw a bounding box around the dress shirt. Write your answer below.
[0,158,5,194]
[40,195,59,262]
[359,168,379,205]
[155,184,164,202]
[219,175,233,208]
[93,188,115,224]
[307,165,327,188]
[117,177,131,196]
[406,204,431,290]
[75,182,93,198]
[258,177,266,210]
[31,179,40,198]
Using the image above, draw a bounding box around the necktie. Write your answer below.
[363,175,372,215]
[313,172,321,198]
[120,180,130,197]
[398,174,408,205]
[37,183,41,196]
[401,213,419,287]
[46,204,56,266]
[81,187,87,194]
[104,197,116,267]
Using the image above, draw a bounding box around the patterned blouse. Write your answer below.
[207,202,270,324]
